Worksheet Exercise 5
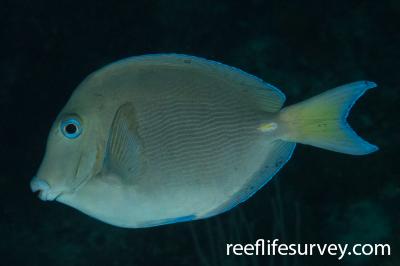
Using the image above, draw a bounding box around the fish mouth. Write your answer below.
[30,176,61,201]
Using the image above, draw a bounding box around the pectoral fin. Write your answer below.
[103,103,143,183]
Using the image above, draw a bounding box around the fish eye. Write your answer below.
[61,119,82,139]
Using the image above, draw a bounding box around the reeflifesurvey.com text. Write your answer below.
[226,239,391,260]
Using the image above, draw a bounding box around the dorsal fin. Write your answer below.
[100,54,286,112]
[103,103,143,183]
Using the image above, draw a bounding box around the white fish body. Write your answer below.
[30,54,378,228]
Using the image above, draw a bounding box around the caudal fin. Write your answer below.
[278,81,378,155]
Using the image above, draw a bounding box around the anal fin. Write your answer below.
[204,140,296,218]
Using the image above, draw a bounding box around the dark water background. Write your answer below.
[1,0,399,265]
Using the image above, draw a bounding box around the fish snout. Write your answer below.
[30,176,60,201]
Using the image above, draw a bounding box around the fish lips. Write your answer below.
[30,176,62,201]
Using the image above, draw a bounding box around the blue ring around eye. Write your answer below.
[61,118,82,139]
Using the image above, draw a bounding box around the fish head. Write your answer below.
[31,111,104,201]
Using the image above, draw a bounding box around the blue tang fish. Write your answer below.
[30,54,378,228]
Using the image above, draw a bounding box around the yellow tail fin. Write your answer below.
[278,81,378,155]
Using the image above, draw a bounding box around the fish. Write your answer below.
[30,54,378,228]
